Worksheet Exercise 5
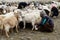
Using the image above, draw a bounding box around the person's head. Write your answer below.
[40,10,47,17]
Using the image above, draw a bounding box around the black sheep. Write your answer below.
[18,2,28,9]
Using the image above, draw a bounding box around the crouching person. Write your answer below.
[38,14,54,32]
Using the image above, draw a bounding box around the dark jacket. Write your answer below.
[39,16,54,27]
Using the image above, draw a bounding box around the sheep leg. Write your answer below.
[1,24,4,35]
[1,30,5,35]
[4,25,10,38]
[23,21,26,29]
[16,23,18,33]
[10,28,13,33]
[0,29,3,35]
[32,22,35,30]
[5,31,9,38]
[35,25,38,30]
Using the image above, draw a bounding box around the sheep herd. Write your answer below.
[0,1,59,37]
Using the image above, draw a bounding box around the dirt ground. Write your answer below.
[0,13,60,40]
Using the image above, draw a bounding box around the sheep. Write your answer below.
[0,15,5,35]
[21,9,42,30]
[2,11,21,37]
[18,2,28,9]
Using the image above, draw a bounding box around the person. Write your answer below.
[50,2,59,18]
[38,13,54,32]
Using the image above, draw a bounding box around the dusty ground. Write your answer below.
[0,13,60,40]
